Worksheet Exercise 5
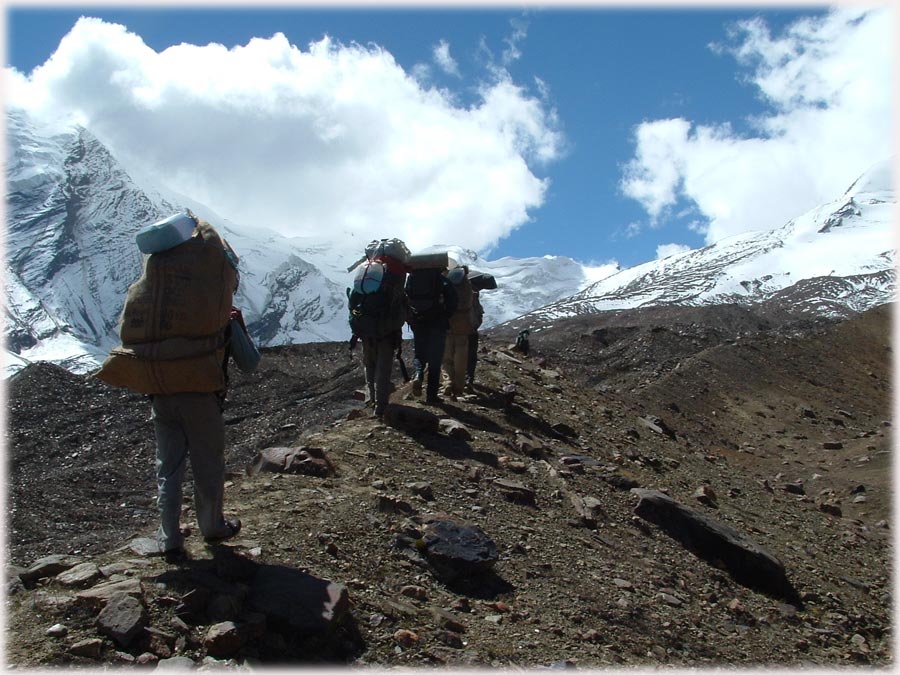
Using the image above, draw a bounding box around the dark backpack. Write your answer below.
[348,261,406,338]
[405,268,446,323]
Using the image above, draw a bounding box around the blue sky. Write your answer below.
[5,6,894,271]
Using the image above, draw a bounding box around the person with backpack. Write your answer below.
[442,265,476,400]
[405,263,458,404]
[95,211,259,564]
[463,270,496,391]
[348,239,411,418]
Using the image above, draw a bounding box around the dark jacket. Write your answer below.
[406,269,458,330]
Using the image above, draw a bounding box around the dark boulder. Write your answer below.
[631,489,801,604]
[420,519,499,582]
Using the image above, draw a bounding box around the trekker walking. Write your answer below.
[442,265,476,400]
[348,239,411,418]
[406,263,458,404]
[96,211,260,563]
[465,270,496,390]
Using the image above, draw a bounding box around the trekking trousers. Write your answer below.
[151,392,234,551]
[442,333,469,396]
[467,330,479,383]
[411,321,448,400]
[363,334,396,414]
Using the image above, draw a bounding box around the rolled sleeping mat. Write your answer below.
[469,271,497,290]
[408,252,450,270]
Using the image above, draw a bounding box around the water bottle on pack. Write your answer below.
[135,212,197,254]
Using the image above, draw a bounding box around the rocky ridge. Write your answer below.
[5,303,893,667]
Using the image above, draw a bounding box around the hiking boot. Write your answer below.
[204,517,241,544]
[412,378,422,396]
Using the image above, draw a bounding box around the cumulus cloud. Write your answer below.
[7,17,563,254]
[621,7,892,245]
[656,243,692,259]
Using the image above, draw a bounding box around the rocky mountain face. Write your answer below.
[5,110,172,372]
[503,159,895,334]
[3,111,353,374]
[5,302,892,667]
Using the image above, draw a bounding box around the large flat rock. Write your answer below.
[631,488,800,604]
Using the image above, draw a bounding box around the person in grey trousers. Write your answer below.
[153,307,260,563]
[362,333,399,417]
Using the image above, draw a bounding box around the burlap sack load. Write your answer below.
[95,219,239,395]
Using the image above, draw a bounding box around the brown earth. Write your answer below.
[4,302,893,667]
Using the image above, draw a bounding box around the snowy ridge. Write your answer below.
[505,159,896,331]
[412,244,605,326]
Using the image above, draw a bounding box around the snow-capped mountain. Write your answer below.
[3,111,351,375]
[503,159,896,333]
[4,108,893,378]
[3,110,605,376]
[410,244,611,327]
[6,110,171,374]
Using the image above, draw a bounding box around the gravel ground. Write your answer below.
[5,303,892,667]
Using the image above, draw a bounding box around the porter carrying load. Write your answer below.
[95,211,240,395]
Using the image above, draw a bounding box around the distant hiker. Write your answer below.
[465,270,496,391]
[348,238,411,418]
[95,211,259,564]
[514,328,531,356]
[405,258,458,404]
[442,265,476,400]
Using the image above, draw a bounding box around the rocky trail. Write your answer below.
[4,303,893,668]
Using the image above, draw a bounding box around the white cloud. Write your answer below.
[656,243,692,260]
[503,16,528,66]
[582,260,620,283]
[623,221,643,238]
[621,8,893,245]
[687,220,708,236]
[7,17,563,254]
[410,61,432,83]
[433,40,460,77]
